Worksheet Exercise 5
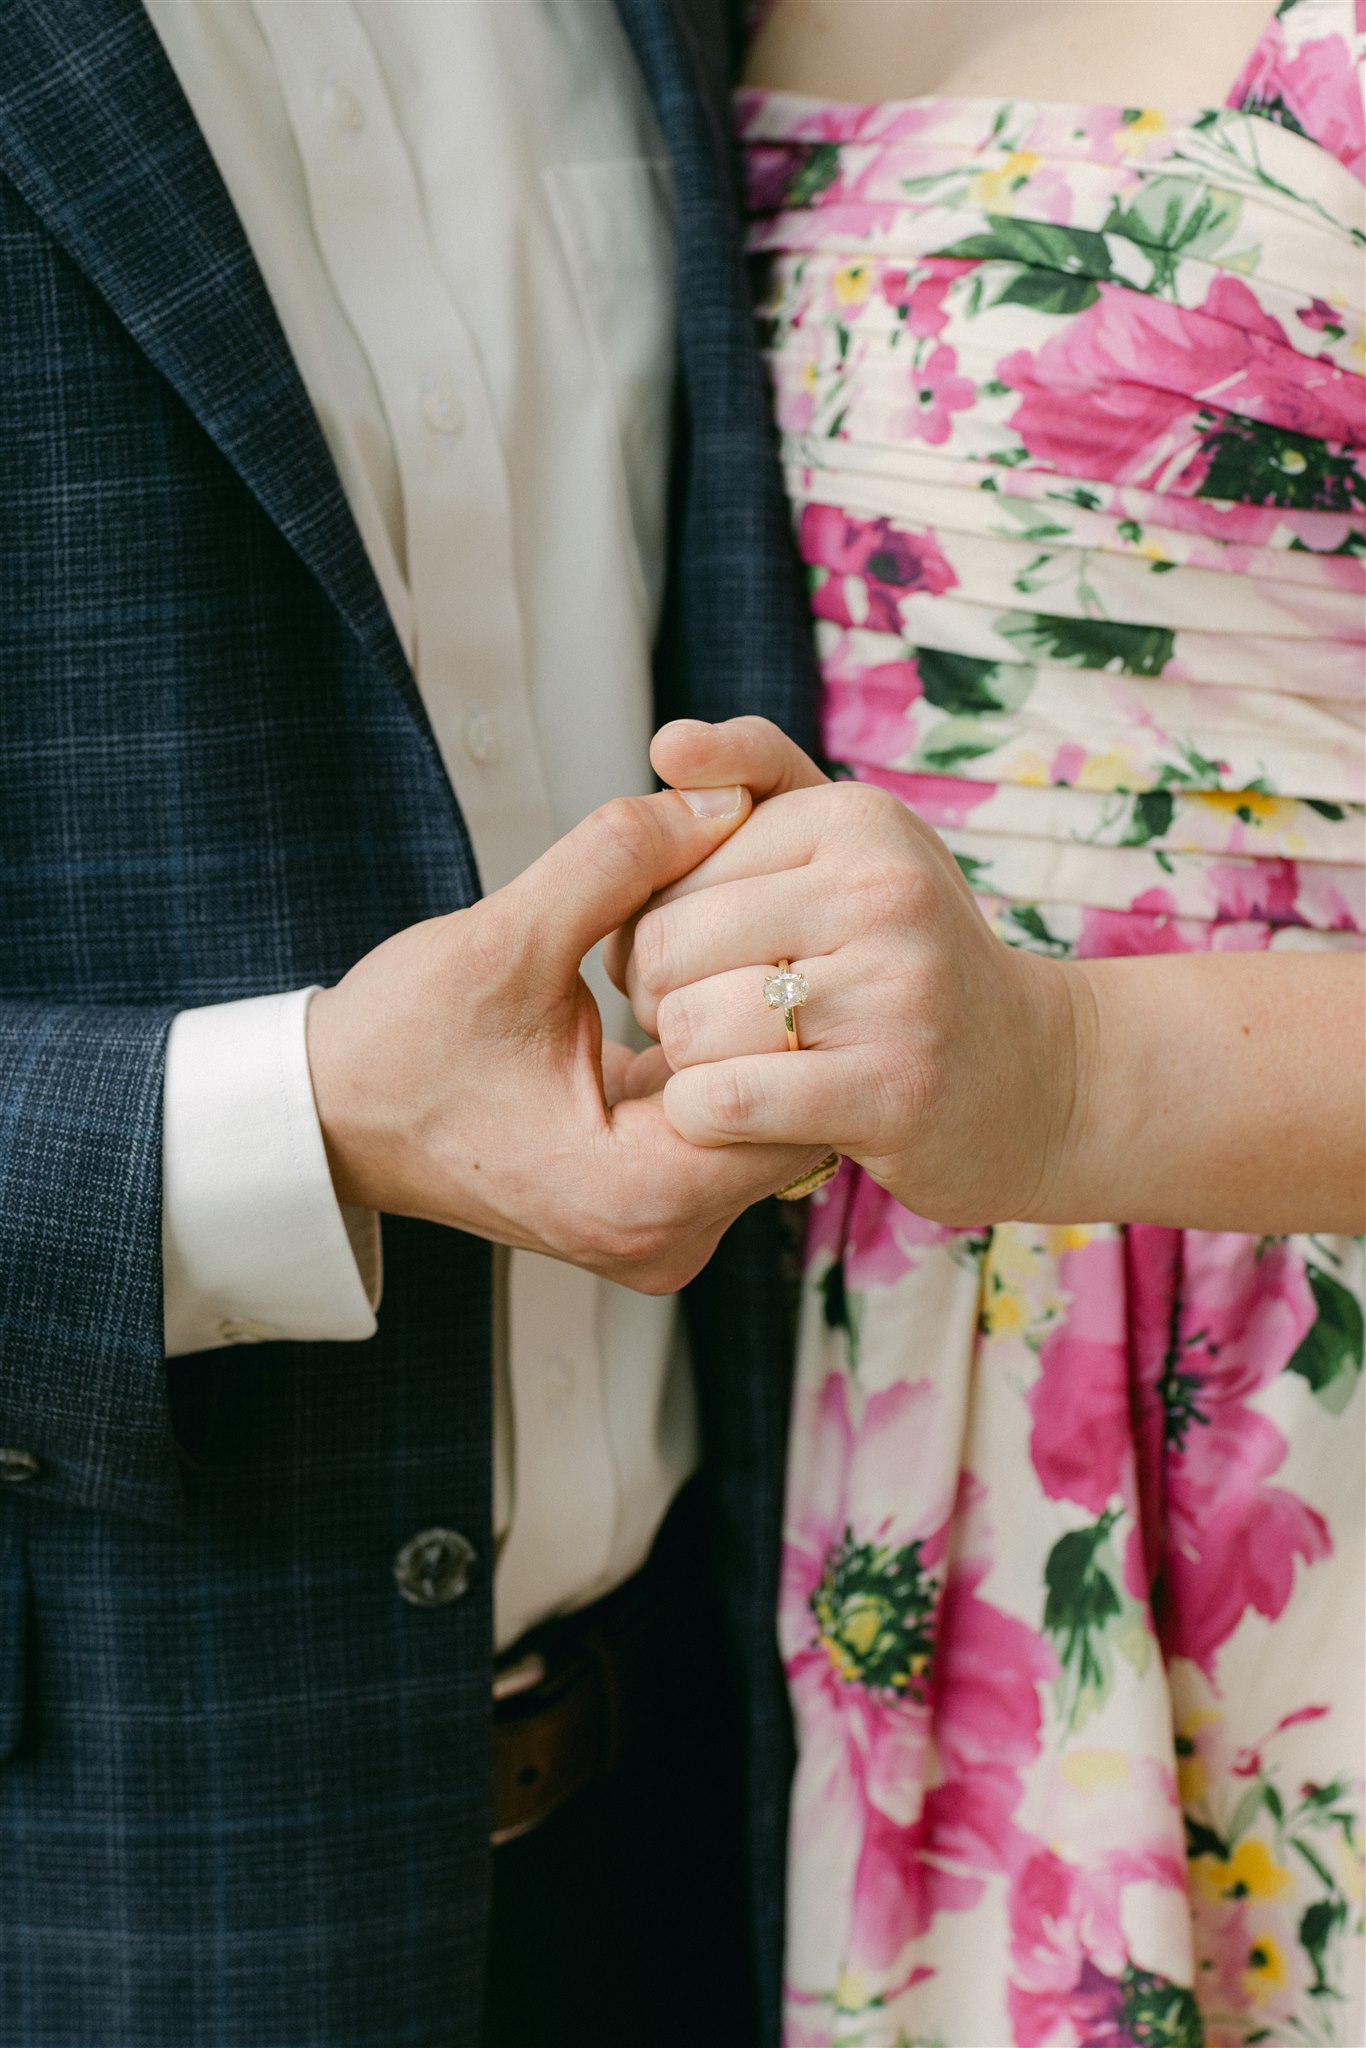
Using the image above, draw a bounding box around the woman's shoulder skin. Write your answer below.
[744,0,1277,107]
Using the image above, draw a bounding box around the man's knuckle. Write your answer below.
[595,795,657,868]
[632,909,670,996]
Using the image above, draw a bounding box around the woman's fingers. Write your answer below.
[662,1048,870,1151]
[627,869,843,1035]
[653,715,829,803]
[655,960,852,1070]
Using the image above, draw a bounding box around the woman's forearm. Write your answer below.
[1038,952,1366,1234]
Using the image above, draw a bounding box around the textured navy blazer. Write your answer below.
[0,1,820,2041]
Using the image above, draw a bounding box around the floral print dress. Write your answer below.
[738,4,1366,2043]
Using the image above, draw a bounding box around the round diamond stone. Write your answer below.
[764,968,809,1011]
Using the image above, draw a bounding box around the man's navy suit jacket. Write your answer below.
[0,2,820,2041]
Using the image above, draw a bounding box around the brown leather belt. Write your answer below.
[491,1613,631,1847]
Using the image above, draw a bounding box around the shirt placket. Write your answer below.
[255,2,620,1640]
[256,0,558,895]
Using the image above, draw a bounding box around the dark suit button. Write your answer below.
[394,1528,476,1608]
[0,1448,40,1484]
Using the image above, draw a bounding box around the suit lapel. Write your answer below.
[0,0,414,703]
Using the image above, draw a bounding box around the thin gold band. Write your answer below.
[777,958,800,1052]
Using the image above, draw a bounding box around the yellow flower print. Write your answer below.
[1061,1748,1130,1793]
[1046,1225,1092,1256]
[832,263,871,307]
[982,1288,1026,1336]
[1191,1837,1293,1904]
[970,150,1042,211]
[1191,789,1291,828]
[980,1227,1041,1337]
[1012,750,1052,787]
[1114,108,1168,157]
[1175,1706,1221,1804]
[1077,746,1140,794]
[834,1968,872,2014]
[1243,1929,1289,2003]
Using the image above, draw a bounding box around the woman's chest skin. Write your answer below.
[744,0,1275,108]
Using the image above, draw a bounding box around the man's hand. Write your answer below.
[306,784,831,1294]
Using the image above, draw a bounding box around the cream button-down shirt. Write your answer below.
[149,0,696,1650]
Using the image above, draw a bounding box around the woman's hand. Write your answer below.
[607,717,1366,1236]
[605,717,1079,1226]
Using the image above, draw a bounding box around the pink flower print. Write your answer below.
[1007,1775,1196,2048]
[1299,296,1349,341]
[1191,1889,1309,2045]
[999,277,1362,492]
[1029,1233,1144,1521]
[799,505,958,634]
[1273,34,1366,181]
[881,257,975,340]
[1205,858,1304,928]
[872,768,997,830]
[782,1379,1051,1978]
[1029,1233,1334,1675]
[1147,1236,1333,1677]
[821,662,922,770]
[1077,899,1201,957]
[899,343,976,446]
[803,1161,965,1294]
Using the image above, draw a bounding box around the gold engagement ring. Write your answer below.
[763,959,840,1201]
[763,959,809,1052]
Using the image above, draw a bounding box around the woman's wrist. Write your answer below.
[1014,953,1112,1227]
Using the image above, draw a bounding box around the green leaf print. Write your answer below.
[1121,790,1176,846]
[996,610,1176,676]
[1198,412,1366,514]
[937,214,1117,285]
[1285,1264,1365,1415]
[915,647,1031,716]
[820,1260,864,1374]
[1118,1966,1204,2048]
[1005,903,1071,956]
[912,718,1003,772]
[1185,1813,1231,1861]
[1101,176,1242,293]
[1299,1895,1349,1999]
[784,141,842,208]
[953,852,991,889]
[993,268,1102,316]
[1042,1510,1149,1730]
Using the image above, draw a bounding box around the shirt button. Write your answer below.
[421,382,465,438]
[321,79,365,133]
[0,1448,40,1485]
[393,1528,477,1609]
[219,1318,277,1346]
[463,703,502,766]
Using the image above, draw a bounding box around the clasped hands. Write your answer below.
[308,717,1078,1295]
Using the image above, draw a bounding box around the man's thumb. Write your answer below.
[507,786,751,979]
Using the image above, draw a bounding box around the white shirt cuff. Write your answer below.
[162,988,382,1356]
